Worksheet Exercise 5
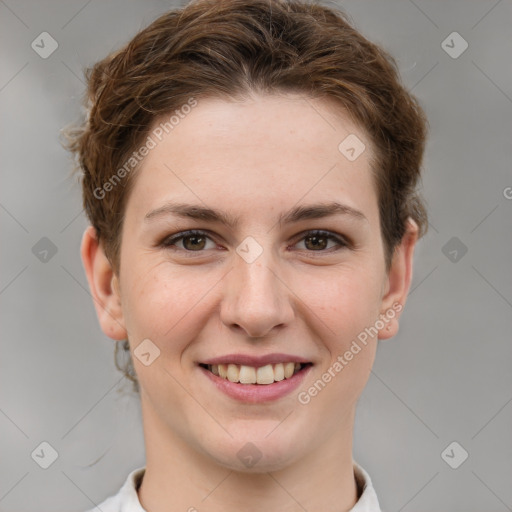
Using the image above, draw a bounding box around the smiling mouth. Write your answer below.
[199,362,312,385]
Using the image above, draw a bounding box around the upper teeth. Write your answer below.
[209,362,302,384]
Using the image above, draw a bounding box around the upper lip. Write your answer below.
[200,353,312,367]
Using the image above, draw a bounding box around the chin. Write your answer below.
[202,430,302,473]
[211,449,298,474]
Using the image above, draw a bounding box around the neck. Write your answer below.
[138,397,359,512]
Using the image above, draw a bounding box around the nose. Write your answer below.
[220,250,295,339]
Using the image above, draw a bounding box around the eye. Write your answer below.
[161,230,217,252]
[293,230,349,252]
[161,229,349,254]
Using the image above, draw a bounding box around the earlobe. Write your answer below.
[378,218,419,340]
[81,226,128,341]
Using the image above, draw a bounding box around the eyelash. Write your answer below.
[160,229,350,255]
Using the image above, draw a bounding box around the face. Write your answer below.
[83,92,416,472]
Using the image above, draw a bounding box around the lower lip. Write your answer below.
[199,365,312,403]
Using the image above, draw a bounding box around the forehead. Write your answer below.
[125,93,378,228]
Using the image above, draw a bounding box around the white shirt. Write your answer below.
[85,461,381,512]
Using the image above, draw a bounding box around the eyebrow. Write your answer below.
[144,201,367,227]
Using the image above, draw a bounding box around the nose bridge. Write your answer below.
[220,237,293,337]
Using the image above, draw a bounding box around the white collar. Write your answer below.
[88,460,381,512]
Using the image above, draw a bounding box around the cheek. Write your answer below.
[121,263,217,347]
[305,273,381,404]
[302,266,383,340]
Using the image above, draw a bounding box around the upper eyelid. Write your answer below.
[163,229,220,245]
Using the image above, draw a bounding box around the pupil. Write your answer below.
[184,235,205,250]
[306,235,326,250]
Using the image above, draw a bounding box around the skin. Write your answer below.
[81,92,418,512]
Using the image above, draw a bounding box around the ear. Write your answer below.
[81,225,127,340]
[378,218,419,340]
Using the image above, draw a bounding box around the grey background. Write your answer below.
[1,0,511,511]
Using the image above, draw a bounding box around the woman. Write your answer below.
[66,0,428,510]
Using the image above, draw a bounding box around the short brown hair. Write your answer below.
[64,0,428,390]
